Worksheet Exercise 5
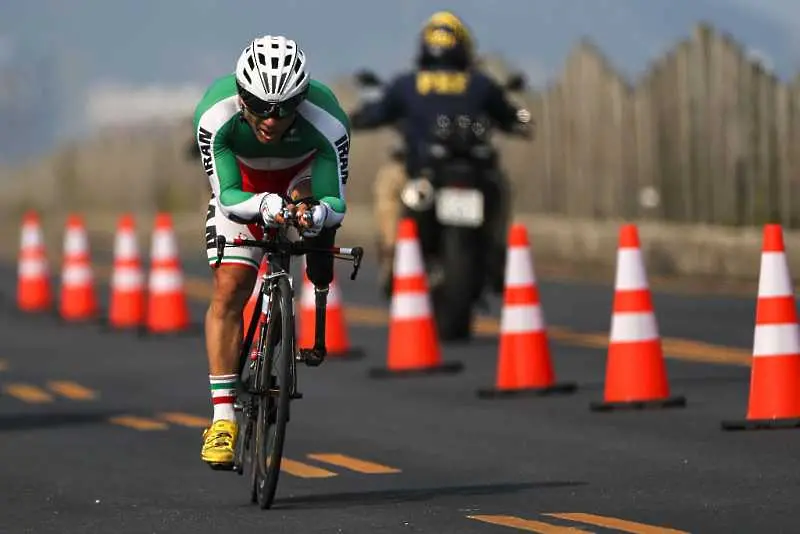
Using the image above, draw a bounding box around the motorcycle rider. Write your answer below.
[349,11,532,298]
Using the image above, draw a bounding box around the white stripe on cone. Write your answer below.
[112,267,144,291]
[500,304,544,334]
[753,324,800,357]
[149,270,183,292]
[21,225,43,248]
[19,259,48,278]
[62,265,94,286]
[610,312,659,342]
[64,229,89,257]
[391,293,431,320]
[505,247,535,286]
[114,231,139,261]
[614,249,649,290]
[758,252,793,297]
[151,230,178,260]
[394,239,424,277]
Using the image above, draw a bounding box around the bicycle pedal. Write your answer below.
[207,462,235,472]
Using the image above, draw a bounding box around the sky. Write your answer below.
[0,0,798,162]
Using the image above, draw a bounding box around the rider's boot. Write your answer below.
[201,419,239,470]
[300,285,328,366]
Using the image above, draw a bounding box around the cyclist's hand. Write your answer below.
[259,193,286,227]
[298,204,327,238]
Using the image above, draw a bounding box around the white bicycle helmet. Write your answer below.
[235,35,310,117]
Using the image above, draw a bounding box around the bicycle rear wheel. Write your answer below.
[253,275,294,509]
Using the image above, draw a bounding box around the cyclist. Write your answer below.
[350,11,531,298]
[192,35,351,469]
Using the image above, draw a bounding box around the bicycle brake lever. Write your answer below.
[215,235,226,268]
[350,246,364,280]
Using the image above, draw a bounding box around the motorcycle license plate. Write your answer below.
[435,187,484,227]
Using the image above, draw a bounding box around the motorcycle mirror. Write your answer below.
[354,69,382,88]
[505,72,527,92]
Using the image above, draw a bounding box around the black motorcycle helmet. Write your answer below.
[415,11,475,70]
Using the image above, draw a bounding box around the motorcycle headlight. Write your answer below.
[400,178,436,211]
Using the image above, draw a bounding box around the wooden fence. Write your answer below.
[502,22,800,228]
[5,22,799,231]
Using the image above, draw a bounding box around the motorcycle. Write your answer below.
[352,70,530,341]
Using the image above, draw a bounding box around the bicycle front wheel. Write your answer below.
[253,275,294,509]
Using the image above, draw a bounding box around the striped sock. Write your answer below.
[210,374,237,422]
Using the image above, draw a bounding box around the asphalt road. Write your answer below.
[1,250,799,534]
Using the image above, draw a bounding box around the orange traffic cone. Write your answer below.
[298,257,364,360]
[242,254,268,336]
[369,218,463,378]
[145,213,189,333]
[477,224,576,398]
[108,214,145,329]
[59,214,98,321]
[722,224,800,430]
[590,224,685,411]
[17,210,52,312]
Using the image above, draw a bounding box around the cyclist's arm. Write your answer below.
[298,100,351,227]
[194,101,264,222]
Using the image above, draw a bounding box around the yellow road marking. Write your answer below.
[307,453,401,474]
[467,515,592,533]
[109,415,169,431]
[280,458,337,478]
[47,381,97,400]
[3,383,53,403]
[545,513,689,534]
[158,412,211,428]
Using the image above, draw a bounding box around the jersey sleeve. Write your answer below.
[350,76,406,128]
[193,96,263,222]
[483,76,523,132]
[298,99,351,228]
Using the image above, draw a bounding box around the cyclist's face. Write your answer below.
[240,100,295,143]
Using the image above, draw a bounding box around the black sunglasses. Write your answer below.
[238,86,306,119]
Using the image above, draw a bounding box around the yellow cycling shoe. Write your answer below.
[201,419,239,469]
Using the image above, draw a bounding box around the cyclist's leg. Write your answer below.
[287,172,336,365]
[202,196,263,466]
[302,226,337,366]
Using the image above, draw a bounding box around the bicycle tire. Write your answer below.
[235,287,264,503]
[253,275,294,509]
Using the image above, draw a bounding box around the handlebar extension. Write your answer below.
[214,234,364,281]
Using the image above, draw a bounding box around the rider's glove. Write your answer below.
[259,193,285,228]
[300,204,327,238]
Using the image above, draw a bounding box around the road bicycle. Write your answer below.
[212,201,363,509]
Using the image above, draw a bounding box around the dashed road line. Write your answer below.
[280,458,337,478]
[307,453,401,474]
[47,381,97,401]
[544,513,689,534]
[109,415,169,431]
[467,515,590,533]
[2,383,54,404]
[158,412,210,428]
[467,513,690,534]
